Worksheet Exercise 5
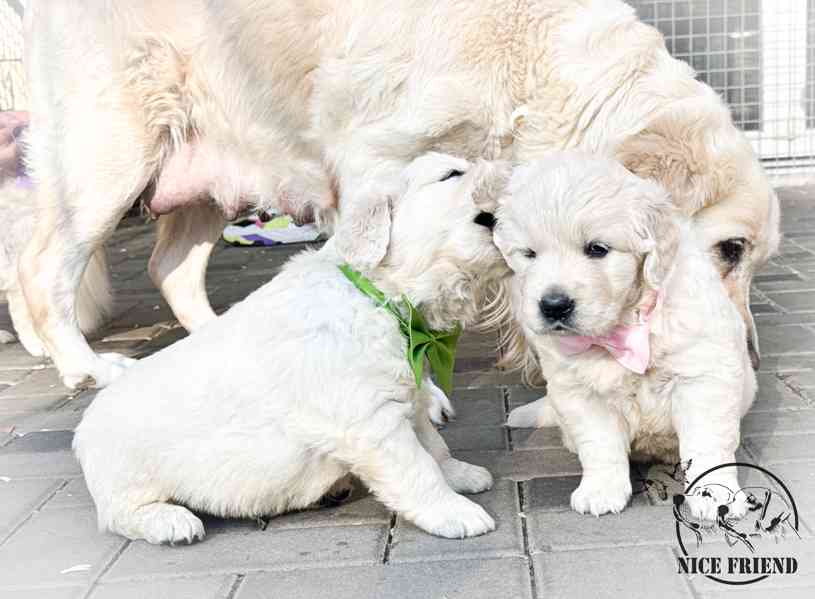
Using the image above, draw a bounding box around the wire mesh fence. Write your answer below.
[1,1,813,176]
[0,0,24,111]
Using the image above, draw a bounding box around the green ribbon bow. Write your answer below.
[339,264,461,395]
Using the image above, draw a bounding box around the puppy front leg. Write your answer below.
[414,410,493,494]
[551,389,632,516]
[671,377,744,521]
[347,416,494,538]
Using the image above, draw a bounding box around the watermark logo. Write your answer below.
[670,463,801,586]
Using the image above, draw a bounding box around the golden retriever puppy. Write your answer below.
[21,0,777,389]
[496,154,756,521]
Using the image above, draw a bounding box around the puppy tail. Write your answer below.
[75,247,113,336]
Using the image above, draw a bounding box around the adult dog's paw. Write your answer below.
[411,494,495,539]
[571,471,632,516]
[441,458,493,494]
[62,352,137,389]
[506,397,556,428]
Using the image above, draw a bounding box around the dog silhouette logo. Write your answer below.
[673,463,802,586]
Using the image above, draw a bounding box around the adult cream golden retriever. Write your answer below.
[20,0,778,388]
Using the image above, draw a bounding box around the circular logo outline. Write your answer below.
[675,462,799,586]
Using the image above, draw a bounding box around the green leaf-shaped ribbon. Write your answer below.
[339,264,461,395]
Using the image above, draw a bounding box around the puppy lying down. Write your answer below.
[496,154,756,520]
[74,153,510,544]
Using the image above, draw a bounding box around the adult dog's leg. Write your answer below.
[414,410,493,494]
[149,205,225,332]
[550,390,632,516]
[19,114,152,389]
[6,287,47,357]
[345,413,494,538]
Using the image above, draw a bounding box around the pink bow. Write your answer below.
[557,292,661,375]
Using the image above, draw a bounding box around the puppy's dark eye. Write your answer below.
[474,211,496,229]
[585,241,610,258]
[440,169,465,182]
[523,248,537,259]
[717,237,747,266]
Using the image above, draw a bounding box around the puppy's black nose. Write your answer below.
[539,292,575,323]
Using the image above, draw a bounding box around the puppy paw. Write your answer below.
[571,471,632,516]
[507,398,556,428]
[441,458,493,494]
[427,381,455,425]
[130,503,205,545]
[410,494,495,539]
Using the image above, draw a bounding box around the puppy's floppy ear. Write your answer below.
[334,191,392,270]
[471,159,513,213]
[633,184,681,290]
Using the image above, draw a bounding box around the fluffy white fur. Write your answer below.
[0,179,112,353]
[496,154,757,521]
[73,153,510,544]
[22,0,778,390]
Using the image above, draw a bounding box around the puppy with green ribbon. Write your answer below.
[74,152,511,544]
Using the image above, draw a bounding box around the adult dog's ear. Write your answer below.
[633,185,681,290]
[334,192,392,271]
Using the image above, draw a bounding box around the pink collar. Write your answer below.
[557,290,662,375]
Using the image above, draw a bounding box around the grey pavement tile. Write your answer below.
[105,524,389,580]
[786,371,815,389]
[3,431,74,453]
[237,558,533,599]
[0,507,125,590]
[0,478,62,535]
[760,354,815,374]
[89,575,235,599]
[2,588,85,599]
[0,369,68,398]
[0,369,31,386]
[453,449,578,482]
[742,411,815,436]
[767,291,815,313]
[506,385,547,409]
[764,462,815,529]
[388,480,523,563]
[522,476,581,512]
[745,434,815,464]
[0,449,81,479]
[440,425,507,451]
[756,325,815,356]
[699,589,815,599]
[510,426,564,450]
[42,478,95,511]
[532,546,691,599]
[0,346,50,370]
[751,375,812,411]
[263,493,391,530]
[755,313,815,327]
[526,504,676,552]
[447,387,505,426]
[0,394,66,414]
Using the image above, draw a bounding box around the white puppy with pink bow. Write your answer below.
[495,154,756,521]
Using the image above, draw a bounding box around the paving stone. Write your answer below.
[388,480,523,563]
[0,345,50,370]
[0,507,125,590]
[510,426,564,450]
[3,431,74,453]
[756,325,815,356]
[263,493,391,530]
[0,478,62,536]
[2,588,85,599]
[0,449,81,479]
[89,575,235,599]
[767,291,815,313]
[742,410,815,436]
[698,588,815,599]
[506,385,547,410]
[532,546,691,599]
[745,434,815,464]
[105,524,389,580]
[447,387,506,426]
[453,449,579,482]
[750,374,811,411]
[440,425,507,451]
[237,558,533,599]
[526,504,676,551]
[0,394,66,414]
[42,478,94,511]
[0,369,32,386]
[787,371,815,389]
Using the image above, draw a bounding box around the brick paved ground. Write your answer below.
[1,187,814,599]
